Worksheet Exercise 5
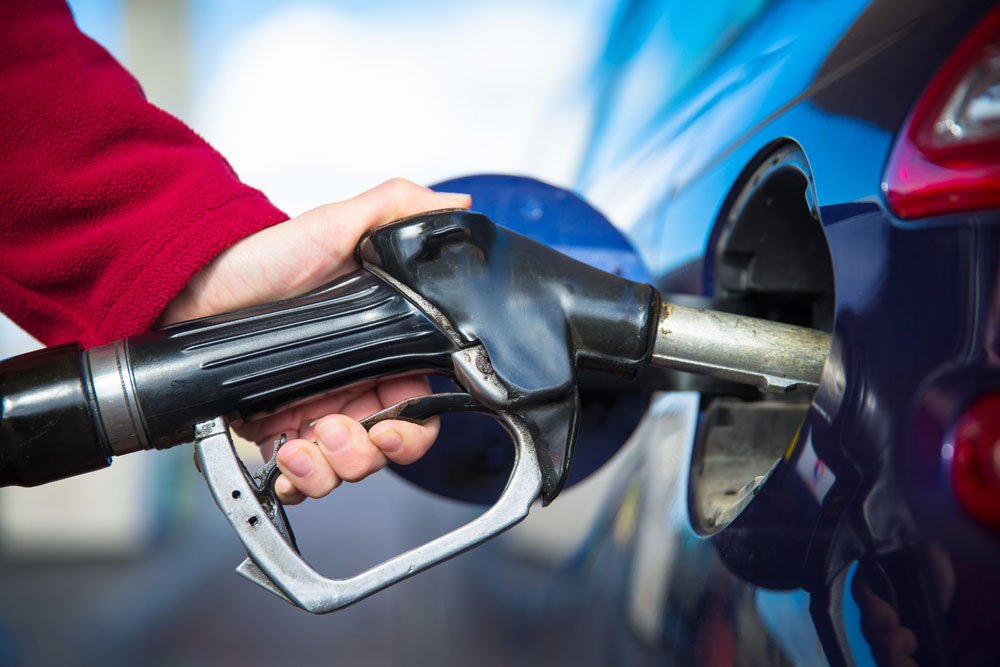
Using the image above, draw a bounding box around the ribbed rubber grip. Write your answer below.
[124,270,458,449]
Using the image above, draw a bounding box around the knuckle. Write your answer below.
[303,486,329,500]
[387,448,419,465]
[337,466,367,483]
[422,417,441,439]
[406,422,438,451]
[336,451,382,482]
[301,475,336,499]
[382,176,412,192]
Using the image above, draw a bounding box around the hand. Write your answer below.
[161,179,471,503]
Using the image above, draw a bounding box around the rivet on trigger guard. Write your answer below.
[195,421,221,439]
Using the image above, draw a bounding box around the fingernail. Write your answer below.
[372,429,403,454]
[439,192,471,202]
[283,446,314,478]
[317,420,351,454]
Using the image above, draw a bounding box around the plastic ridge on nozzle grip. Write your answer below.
[119,270,458,450]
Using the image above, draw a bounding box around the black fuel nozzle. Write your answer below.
[358,210,659,502]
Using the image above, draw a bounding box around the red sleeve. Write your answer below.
[0,1,288,348]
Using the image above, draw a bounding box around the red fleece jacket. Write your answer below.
[0,1,288,348]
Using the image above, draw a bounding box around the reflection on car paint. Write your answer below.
[794,435,836,504]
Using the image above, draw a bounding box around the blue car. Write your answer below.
[553,0,1000,664]
[422,0,1000,665]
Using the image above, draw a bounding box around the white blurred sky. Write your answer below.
[189,1,610,214]
[1,0,614,355]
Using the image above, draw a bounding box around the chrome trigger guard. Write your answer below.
[193,396,543,614]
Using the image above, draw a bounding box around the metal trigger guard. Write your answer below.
[193,392,543,613]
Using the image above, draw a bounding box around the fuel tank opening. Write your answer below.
[690,143,835,536]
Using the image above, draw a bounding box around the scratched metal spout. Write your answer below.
[651,301,832,393]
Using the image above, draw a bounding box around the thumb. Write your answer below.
[161,179,470,323]
[335,178,472,238]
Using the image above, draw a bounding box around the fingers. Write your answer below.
[373,376,440,463]
[275,438,340,502]
[314,416,387,482]
[269,178,471,299]
[375,374,433,407]
[367,417,440,465]
[313,410,439,473]
[347,375,439,464]
[273,411,439,504]
[274,475,306,505]
[233,380,376,446]
[256,374,442,503]
[344,178,472,237]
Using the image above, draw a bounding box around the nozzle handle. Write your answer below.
[104,270,459,454]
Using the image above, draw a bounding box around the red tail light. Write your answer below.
[951,394,1000,531]
[883,6,1000,219]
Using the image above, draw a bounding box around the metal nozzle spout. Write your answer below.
[651,301,832,393]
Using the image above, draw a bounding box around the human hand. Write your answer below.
[161,179,471,503]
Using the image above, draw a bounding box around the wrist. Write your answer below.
[158,219,288,326]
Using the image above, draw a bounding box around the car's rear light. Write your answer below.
[883,6,1000,219]
[951,394,1000,531]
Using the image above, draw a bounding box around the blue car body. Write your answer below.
[550,0,1000,664]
